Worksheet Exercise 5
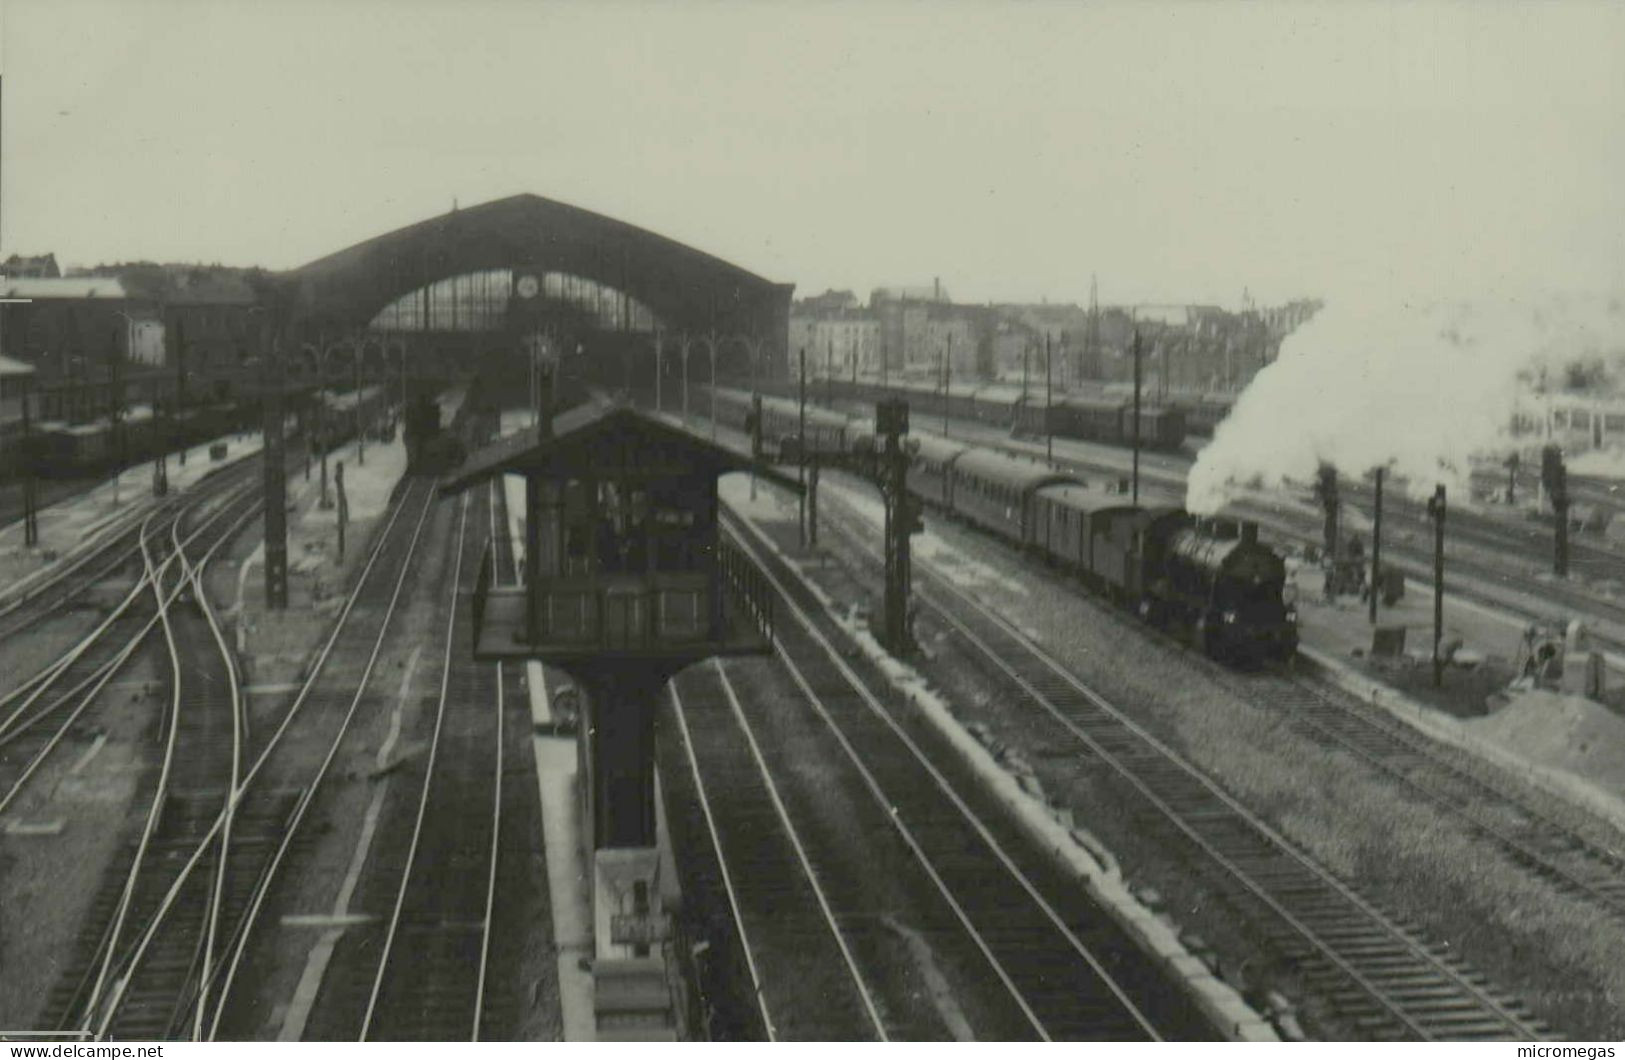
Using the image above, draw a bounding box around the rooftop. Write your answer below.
[1,277,130,300]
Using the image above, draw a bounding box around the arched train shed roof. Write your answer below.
[281,193,793,341]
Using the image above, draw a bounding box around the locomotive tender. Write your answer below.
[708,386,1296,664]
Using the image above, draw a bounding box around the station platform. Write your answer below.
[0,430,265,603]
[1293,565,1625,833]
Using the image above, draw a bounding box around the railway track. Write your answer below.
[478,475,544,1040]
[667,660,886,1041]
[0,478,260,823]
[1218,668,1625,924]
[0,456,263,649]
[358,486,506,1041]
[793,484,1552,1040]
[197,477,440,1040]
[717,510,1179,1041]
[34,479,262,1037]
[38,477,437,1040]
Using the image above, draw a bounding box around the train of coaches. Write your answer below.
[12,385,395,480]
[753,375,1238,450]
[708,385,1297,664]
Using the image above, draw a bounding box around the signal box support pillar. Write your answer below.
[577,663,665,852]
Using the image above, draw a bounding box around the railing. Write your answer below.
[472,539,494,652]
[718,538,774,646]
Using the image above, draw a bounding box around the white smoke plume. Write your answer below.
[1186,293,1625,514]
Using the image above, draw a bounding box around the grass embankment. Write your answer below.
[1167,681,1625,1038]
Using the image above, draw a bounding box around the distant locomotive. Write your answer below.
[402,392,471,473]
[708,386,1296,664]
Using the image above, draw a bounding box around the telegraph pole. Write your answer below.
[881,321,889,387]
[1369,466,1384,624]
[1021,339,1030,405]
[1045,333,1054,464]
[151,382,168,497]
[175,317,187,466]
[798,347,807,548]
[263,327,289,611]
[355,338,365,466]
[826,335,834,407]
[110,327,125,506]
[1315,464,1341,588]
[749,391,762,501]
[942,333,952,438]
[878,398,917,655]
[1544,444,1569,577]
[335,461,348,560]
[20,377,37,546]
[808,462,820,548]
[1131,329,1142,504]
[396,338,407,421]
[318,337,331,510]
[1428,485,1446,687]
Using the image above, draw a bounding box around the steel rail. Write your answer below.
[193,480,436,1040]
[709,657,890,1038]
[76,506,191,1029]
[665,678,780,1040]
[472,477,505,1041]
[69,490,262,1035]
[360,492,473,1040]
[0,480,257,741]
[723,509,1163,1041]
[74,480,429,1041]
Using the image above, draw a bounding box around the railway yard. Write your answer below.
[7,0,1624,1045]
[1,390,1624,1043]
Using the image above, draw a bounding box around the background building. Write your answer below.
[0,262,266,422]
[1,253,62,279]
[790,280,1322,394]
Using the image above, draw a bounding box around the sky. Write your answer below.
[2,0,1623,310]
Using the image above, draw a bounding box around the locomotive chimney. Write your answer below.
[1241,520,1259,545]
[1118,477,1130,495]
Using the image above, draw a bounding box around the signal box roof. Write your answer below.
[441,400,804,493]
